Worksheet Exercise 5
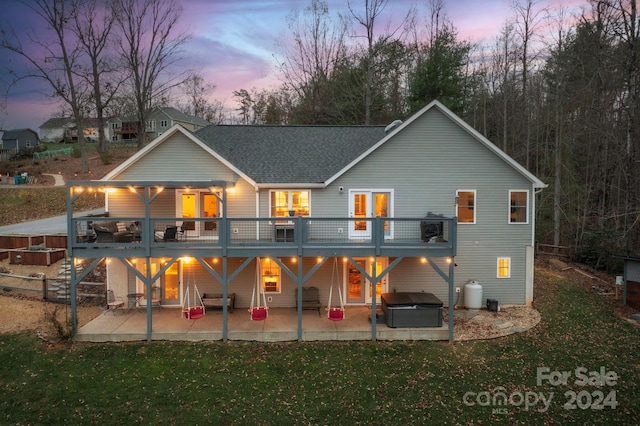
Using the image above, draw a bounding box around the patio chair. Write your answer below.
[106,290,124,315]
[154,225,178,242]
[178,221,195,240]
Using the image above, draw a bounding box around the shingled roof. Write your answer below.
[195,125,386,184]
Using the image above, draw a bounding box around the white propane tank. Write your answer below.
[464,281,483,309]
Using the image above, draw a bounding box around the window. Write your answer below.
[261,258,280,293]
[497,257,511,278]
[146,120,156,130]
[270,190,310,217]
[160,120,168,127]
[509,190,529,224]
[457,190,476,223]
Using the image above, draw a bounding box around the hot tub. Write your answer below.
[381,292,443,328]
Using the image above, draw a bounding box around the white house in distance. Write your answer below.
[109,106,211,143]
[67,100,546,343]
[39,117,107,143]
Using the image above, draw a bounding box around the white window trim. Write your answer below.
[497,257,511,278]
[456,189,476,224]
[268,190,311,219]
[508,190,529,225]
[175,189,222,239]
[348,189,395,240]
[261,258,281,294]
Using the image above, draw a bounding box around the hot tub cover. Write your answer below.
[381,292,443,308]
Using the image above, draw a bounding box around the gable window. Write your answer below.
[457,190,476,223]
[270,190,310,217]
[160,120,168,127]
[497,257,511,278]
[509,190,529,224]
[261,258,280,293]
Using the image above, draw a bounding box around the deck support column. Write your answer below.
[448,258,455,342]
[297,255,303,342]
[370,255,378,341]
[145,257,153,341]
[222,257,229,341]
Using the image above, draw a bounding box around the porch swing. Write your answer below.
[182,261,205,319]
[326,257,345,321]
[249,257,269,321]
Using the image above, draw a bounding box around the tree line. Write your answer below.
[1,0,638,268]
[246,0,639,269]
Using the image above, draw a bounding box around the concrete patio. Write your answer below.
[75,306,449,343]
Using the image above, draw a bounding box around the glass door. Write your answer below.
[373,192,392,239]
[176,190,221,238]
[349,191,370,239]
[346,258,388,304]
[348,190,392,239]
[367,258,388,304]
[162,261,180,306]
[136,260,161,306]
[347,260,366,304]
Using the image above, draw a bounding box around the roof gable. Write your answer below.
[1,128,39,141]
[101,125,254,185]
[326,100,547,189]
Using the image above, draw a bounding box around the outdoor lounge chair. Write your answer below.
[154,226,178,242]
[106,290,124,315]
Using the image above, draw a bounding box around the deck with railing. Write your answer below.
[69,216,457,258]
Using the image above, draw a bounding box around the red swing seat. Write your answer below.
[327,307,344,321]
[184,306,204,319]
[250,307,268,321]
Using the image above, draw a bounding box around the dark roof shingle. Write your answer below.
[195,125,386,184]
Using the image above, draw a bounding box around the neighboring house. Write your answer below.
[109,107,210,143]
[40,118,74,143]
[40,117,108,143]
[67,100,546,342]
[1,128,40,151]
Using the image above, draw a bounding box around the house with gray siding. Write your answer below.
[67,100,546,342]
[108,106,211,143]
[1,128,40,151]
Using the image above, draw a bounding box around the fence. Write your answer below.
[33,147,73,160]
[0,272,105,304]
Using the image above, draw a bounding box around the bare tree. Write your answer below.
[71,0,121,154]
[180,73,216,119]
[277,0,347,123]
[512,0,546,169]
[0,0,91,171]
[112,0,190,149]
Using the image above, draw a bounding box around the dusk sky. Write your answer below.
[0,0,585,133]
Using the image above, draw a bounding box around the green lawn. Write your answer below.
[1,270,638,425]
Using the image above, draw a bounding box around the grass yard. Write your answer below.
[0,269,638,425]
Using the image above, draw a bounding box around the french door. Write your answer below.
[346,257,388,304]
[348,190,393,239]
[176,189,220,238]
[135,259,181,306]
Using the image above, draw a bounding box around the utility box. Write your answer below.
[486,298,499,312]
